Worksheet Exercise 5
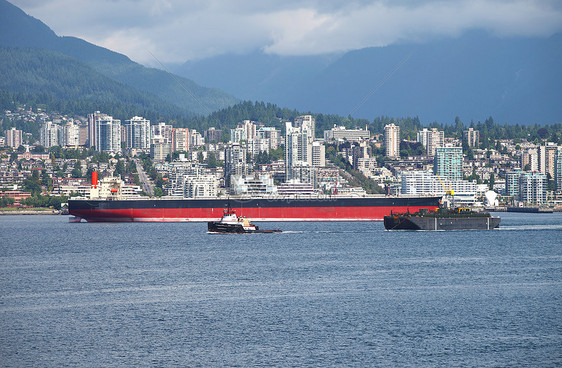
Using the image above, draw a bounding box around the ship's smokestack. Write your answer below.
[92,171,98,188]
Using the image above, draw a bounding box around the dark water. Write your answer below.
[1,213,561,367]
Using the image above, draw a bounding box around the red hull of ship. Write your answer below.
[70,205,438,222]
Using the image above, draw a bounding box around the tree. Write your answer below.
[207,151,219,168]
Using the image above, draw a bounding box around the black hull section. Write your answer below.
[207,222,281,234]
[208,222,253,233]
[384,216,501,230]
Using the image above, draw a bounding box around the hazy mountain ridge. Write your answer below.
[175,32,562,125]
[0,0,238,116]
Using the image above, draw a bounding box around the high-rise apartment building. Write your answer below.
[225,143,247,187]
[62,121,80,148]
[434,145,463,181]
[417,128,444,156]
[505,170,523,198]
[554,149,562,191]
[40,121,60,148]
[204,127,222,143]
[463,128,480,147]
[285,121,314,182]
[294,115,315,142]
[88,111,121,153]
[384,123,400,158]
[427,129,444,157]
[189,130,204,148]
[124,116,151,152]
[538,143,559,177]
[519,172,547,204]
[521,148,539,171]
[5,127,23,149]
[151,122,173,142]
[312,141,326,167]
[172,128,189,152]
[257,127,281,150]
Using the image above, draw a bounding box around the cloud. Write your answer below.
[10,0,562,65]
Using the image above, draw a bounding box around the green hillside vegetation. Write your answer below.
[0,0,238,116]
[0,47,193,122]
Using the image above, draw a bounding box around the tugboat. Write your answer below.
[208,207,282,234]
[384,207,501,231]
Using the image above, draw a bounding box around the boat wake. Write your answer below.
[499,224,562,231]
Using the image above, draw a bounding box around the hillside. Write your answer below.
[0,0,238,116]
[0,47,190,122]
[174,32,562,125]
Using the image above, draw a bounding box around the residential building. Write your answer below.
[324,125,370,142]
[554,149,562,191]
[384,123,400,158]
[124,116,151,152]
[172,128,189,152]
[434,145,463,181]
[538,143,559,177]
[505,170,522,198]
[88,111,121,153]
[204,127,222,143]
[401,170,477,205]
[312,142,326,167]
[285,121,313,182]
[225,143,247,187]
[151,136,172,162]
[151,122,173,142]
[256,127,281,149]
[184,174,219,198]
[40,121,60,148]
[519,172,547,204]
[62,121,80,148]
[427,129,444,157]
[5,127,22,148]
[231,174,277,195]
[463,128,480,147]
[294,115,315,141]
[521,148,539,171]
[189,130,204,148]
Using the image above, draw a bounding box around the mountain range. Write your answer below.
[173,32,562,125]
[1,0,561,126]
[0,0,238,119]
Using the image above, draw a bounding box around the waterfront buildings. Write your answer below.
[519,171,547,204]
[434,145,463,181]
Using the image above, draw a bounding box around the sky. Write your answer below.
[10,0,562,66]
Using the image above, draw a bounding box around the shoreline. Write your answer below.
[0,209,62,215]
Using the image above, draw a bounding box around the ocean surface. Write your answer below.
[1,212,561,367]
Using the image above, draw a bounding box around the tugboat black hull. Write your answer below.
[207,222,281,234]
[384,215,501,230]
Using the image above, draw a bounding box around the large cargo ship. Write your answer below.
[68,174,440,222]
[69,195,441,222]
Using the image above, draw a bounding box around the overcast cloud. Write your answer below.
[10,0,562,65]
